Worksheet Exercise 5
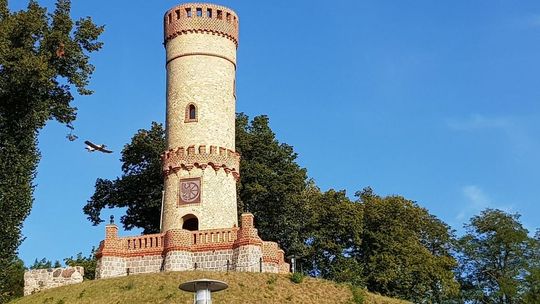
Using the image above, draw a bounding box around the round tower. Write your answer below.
[161,3,239,232]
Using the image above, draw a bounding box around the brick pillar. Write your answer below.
[241,213,254,228]
[96,224,126,279]
[234,213,263,272]
[105,224,118,239]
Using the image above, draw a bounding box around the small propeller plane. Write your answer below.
[84,140,113,153]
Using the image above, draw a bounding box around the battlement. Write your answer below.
[162,145,240,179]
[164,3,239,47]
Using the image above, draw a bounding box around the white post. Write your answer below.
[159,190,164,231]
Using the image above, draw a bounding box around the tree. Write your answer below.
[235,113,310,256]
[0,1,103,300]
[29,258,61,269]
[64,249,97,280]
[84,122,165,234]
[457,209,536,304]
[1,257,24,302]
[523,268,540,304]
[304,186,364,286]
[523,230,540,303]
[358,188,459,303]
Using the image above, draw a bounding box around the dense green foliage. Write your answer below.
[523,230,540,303]
[235,114,310,256]
[457,209,539,304]
[64,250,97,280]
[304,187,364,286]
[358,189,459,302]
[0,1,103,301]
[2,258,24,302]
[301,187,459,302]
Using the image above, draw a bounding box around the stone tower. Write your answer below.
[94,3,289,278]
[161,3,240,232]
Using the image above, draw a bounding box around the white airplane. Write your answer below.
[84,140,113,153]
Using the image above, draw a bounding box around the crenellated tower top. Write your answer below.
[164,3,239,47]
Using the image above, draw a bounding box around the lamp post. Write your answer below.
[179,279,228,304]
[287,255,296,273]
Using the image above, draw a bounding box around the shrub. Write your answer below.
[290,272,304,284]
[350,285,365,304]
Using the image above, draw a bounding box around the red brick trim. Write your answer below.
[262,257,280,264]
[162,145,240,180]
[164,3,239,47]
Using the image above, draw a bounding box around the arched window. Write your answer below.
[185,103,198,122]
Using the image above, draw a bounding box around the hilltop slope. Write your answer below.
[12,271,409,304]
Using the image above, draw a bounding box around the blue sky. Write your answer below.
[11,0,540,265]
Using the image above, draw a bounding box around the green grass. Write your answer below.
[11,271,409,304]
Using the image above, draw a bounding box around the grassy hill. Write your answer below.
[12,271,409,304]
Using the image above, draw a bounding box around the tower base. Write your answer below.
[95,213,289,279]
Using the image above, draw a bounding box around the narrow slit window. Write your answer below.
[196,8,202,17]
[217,10,223,19]
[207,8,212,18]
[185,103,197,122]
[189,105,196,119]
[168,13,172,24]
[226,12,231,22]
[175,10,180,19]
[186,8,192,17]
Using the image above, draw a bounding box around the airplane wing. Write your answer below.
[84,140,99,149]
[99,147,113,153]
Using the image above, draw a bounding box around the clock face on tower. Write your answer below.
[179,178,201,205]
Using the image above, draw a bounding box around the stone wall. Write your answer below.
[97,246,268,278]
[24,266,84,296]
[126,255,163,275]
[163,251,192,271]
[193,249,233,271]
[95,256,126,279]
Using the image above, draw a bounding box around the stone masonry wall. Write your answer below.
[163,251,193,271]
[163,166,239,231]
[233,245,263,272]
[95,256,126,279]
[24,266,84,296]
[126,255,163,275]
[193,249,233,271]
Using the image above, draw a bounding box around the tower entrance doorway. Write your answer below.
[182,214,199,231]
